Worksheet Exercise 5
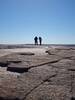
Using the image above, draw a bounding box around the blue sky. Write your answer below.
[0,0,75,44]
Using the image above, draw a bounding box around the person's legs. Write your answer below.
[40,40,42,45]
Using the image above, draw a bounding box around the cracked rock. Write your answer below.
[25,83,71,100]
[0,46,75,100]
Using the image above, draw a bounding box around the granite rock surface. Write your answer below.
[0,46,75,100]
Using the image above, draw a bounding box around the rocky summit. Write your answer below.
[0,46,75,100]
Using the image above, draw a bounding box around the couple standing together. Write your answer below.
[34,36,42,45]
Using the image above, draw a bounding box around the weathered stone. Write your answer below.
[46,48,60,55]
[7,62,29,73]
[46,49,75,59]
[0,71,43,100]
[17,52,35,55]
[56,50,75,58]
[50,59,75,69]
[28,65,57,81]
[4,54,61,73]
[0,46,75,100]
[25,83,71,100]
[48,69,71,88]
[70,72,75,98]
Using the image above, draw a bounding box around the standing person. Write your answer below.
[34,36,38,45]
[39,37,42,45]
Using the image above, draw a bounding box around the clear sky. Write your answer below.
[0,0,75,44]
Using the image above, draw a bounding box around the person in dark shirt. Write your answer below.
[34,36,38,45]
[39,37,42,45]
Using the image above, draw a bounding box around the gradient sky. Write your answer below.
[0,0,75,44]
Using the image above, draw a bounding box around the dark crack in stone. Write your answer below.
[17,52,35,55]
[0,62,9,67]
[71,97,75,100]
[25,83,71,100]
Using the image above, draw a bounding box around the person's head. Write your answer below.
[39,37,42,39]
